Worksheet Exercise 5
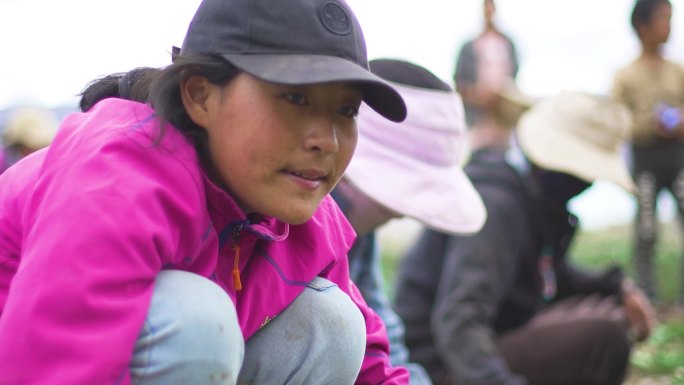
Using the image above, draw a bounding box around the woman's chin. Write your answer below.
[272,203,320,225]
[279,211,316,225]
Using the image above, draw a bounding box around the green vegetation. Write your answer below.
[380,221,684,381]
[631,321,684,380]
[571,223,684,381]
[570,224,681,305]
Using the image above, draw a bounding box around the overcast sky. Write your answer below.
[1,0,682,110]
[1,0,683,228]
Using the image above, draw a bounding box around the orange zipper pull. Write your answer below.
[232,244,242,291]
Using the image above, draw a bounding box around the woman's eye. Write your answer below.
[339,105,359,118]
[282,93,308,106]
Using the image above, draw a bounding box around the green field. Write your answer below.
[572,224,684,382]
[379,220,684,382]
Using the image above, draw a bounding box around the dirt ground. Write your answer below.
[625,376,672,385]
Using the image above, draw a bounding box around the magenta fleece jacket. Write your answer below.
[0,99,408,384]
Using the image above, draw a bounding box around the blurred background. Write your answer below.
[1,0,683,231]
[2,0,683,381]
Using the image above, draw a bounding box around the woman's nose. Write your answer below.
[304,114,340,153]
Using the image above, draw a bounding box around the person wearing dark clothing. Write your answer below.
[394,91,655,385]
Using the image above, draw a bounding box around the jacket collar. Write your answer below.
[201,171,289,242]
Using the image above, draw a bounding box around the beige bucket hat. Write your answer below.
[516,91,635,193]
[2,107,58,150]
[494,80,536,129]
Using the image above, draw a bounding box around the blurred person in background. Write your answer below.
[332,58,487,385]
[453,0,521,151]
[611,0,684,306]
[394,91,655,385]
[1,106,57,174]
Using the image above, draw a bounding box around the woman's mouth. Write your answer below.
[284,169,327,190]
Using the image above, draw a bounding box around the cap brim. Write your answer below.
[220,53,407,122]
[345,133,487,235]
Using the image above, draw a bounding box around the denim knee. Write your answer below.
[131,270,244,385]
[237,276,366,384]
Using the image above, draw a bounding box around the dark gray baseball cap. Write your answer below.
[180,0,407,122]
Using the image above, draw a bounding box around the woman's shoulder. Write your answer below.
[37,99,206,210]
[20,99,210,262]
[58,99,200,176]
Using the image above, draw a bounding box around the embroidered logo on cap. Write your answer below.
[319,2,351,35]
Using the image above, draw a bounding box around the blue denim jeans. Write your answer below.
[238,276,366,384]
[130,270,244,384]
[131,272,365,385]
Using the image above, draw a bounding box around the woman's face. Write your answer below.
[187,73,362,224]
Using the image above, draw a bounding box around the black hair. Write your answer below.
[79,67,157,112]
[77,54,240,157]
[631,0,671,33]
[369,59,452,92]
[147,54,240,155]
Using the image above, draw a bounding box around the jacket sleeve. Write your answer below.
[554,260,624,300]
[505,34,520,79]
[349,235,432,384]
[0,131,204,385]
[430,194,528,385]
[454,41,476,91]
[322,205,409,385]
[610,71,637,130]
[346,278,411,385]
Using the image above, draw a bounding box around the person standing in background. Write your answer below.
[611,0,684,306]
[453,0,520,150]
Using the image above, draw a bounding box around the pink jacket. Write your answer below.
[0,99,408,384]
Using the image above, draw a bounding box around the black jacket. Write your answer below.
[393,148,623,385]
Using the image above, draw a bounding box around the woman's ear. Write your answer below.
[181,75,213,128]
